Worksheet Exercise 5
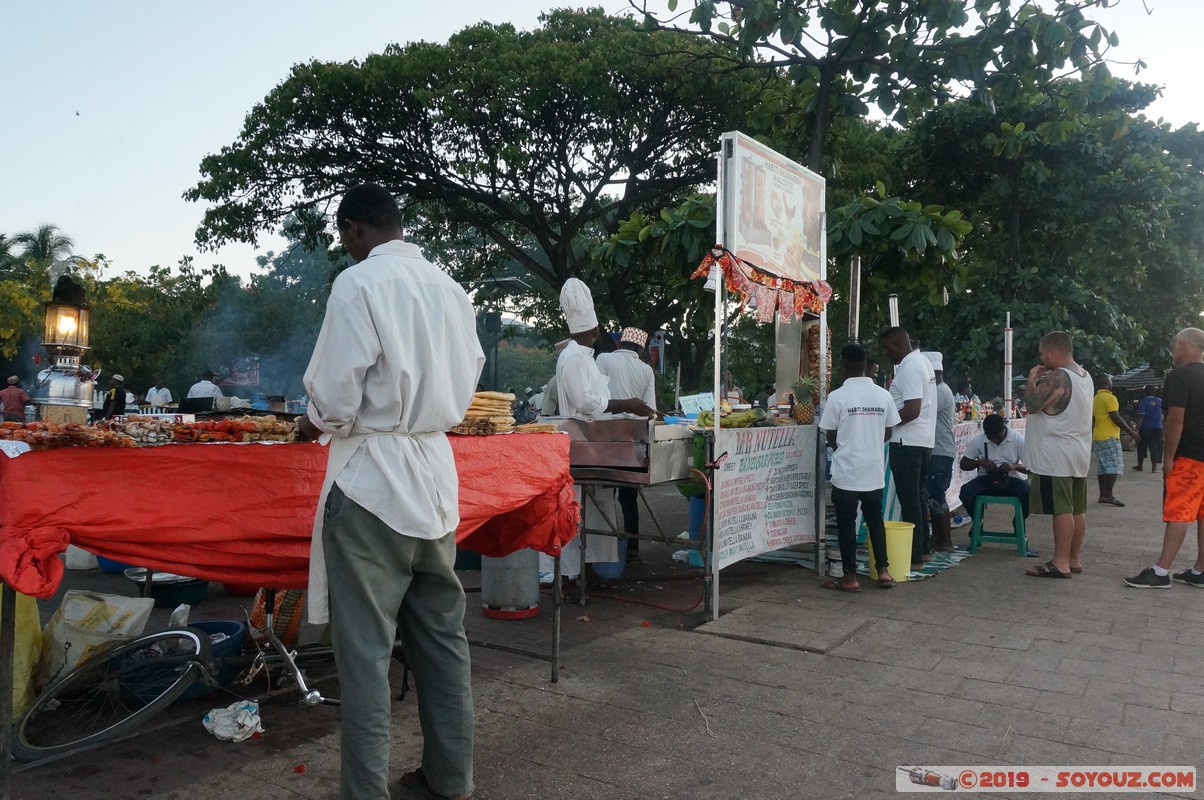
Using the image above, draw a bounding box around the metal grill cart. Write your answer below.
[558,417,699,597]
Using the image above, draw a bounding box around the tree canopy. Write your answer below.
[634,0,1118,170]
[188,9,774,321]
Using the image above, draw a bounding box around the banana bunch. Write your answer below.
[695,408,767,428]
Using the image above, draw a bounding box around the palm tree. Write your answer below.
[0,233,16,273]
[13,224,76,265]
[10,225,82,282]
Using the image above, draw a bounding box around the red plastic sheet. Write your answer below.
[0,435,577,597]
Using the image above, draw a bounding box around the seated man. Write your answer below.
[958,413,1030,521]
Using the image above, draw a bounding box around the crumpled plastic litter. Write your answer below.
[202,700,264,742]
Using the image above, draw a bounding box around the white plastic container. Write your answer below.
[64,544,98,570]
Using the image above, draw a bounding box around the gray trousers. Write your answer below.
[323,485,475,800]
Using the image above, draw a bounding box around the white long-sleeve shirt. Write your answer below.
[303,240,485,539]
[596,349,656,410]
[555,341,610,419]
[186,380,224,399]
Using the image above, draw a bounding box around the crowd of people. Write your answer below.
[817,325,1204,595]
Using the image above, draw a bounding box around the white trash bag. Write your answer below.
[203,700,264,742]
[38,590,155,688]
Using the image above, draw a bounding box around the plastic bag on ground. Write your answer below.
[37,590,155,688]
[203,700,264,742]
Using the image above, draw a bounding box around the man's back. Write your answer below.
[304,240,484,534]
[1026,365,1093,477]
[596,350,656,409]
[821,377,900,491]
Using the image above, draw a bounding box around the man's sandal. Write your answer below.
[1025,561,1071,579]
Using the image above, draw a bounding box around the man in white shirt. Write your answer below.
[958,413,1030,522]
[878,327,937,569]
[925,352,957,552]
[1023,330,1092,579]
[297,184,484,800]
[145,380,173,407]
[820,342,902,590]
[186,371,224,399]
[552,281,656,584]
[597,327,657,562]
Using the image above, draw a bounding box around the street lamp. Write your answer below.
[33,276,95,424]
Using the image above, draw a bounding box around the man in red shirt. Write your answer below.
[1,375,30,422]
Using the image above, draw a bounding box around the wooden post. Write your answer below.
[1,581,17,800]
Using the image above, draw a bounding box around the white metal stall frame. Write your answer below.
[707,131,828,620]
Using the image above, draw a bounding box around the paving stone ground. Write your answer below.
[8,459,1203,799]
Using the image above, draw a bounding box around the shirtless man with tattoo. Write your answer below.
[1022,331,1093,579]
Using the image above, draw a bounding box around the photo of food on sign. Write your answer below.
[733,143,823,283]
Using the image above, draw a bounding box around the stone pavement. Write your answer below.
[9,463,1203,799]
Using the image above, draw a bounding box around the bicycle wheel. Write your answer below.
[14,628,211,761]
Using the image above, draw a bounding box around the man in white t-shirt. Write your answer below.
[878,327,937,569]
[958,413,1030,522]
[820,342,902,591]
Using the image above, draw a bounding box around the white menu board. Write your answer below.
[714,425,818,569]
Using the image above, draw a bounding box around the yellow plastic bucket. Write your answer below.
[867,521,914,582]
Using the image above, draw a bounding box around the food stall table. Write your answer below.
[0,435,579,780]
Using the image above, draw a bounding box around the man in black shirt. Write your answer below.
[100,374,127,420]
[1125,328,1204,588]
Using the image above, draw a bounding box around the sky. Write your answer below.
[1,0,1199,281]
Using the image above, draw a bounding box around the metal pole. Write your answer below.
[1003,312,1014,418]
[1,581,17,800]
[711,141,727,620]
[849,255,861,341]
[551,554,560,683]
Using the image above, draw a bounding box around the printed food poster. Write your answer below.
[714,425,818,569]
[724,132,825,283]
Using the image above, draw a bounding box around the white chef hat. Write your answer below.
[560,278,598,334]
[922,352,943,371]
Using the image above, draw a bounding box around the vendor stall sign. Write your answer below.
[722,131,824,284]
[679,392,715,414]
[714,424,817,569]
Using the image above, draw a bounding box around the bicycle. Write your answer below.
[13,589,341,762]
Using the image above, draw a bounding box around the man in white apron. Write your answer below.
[544,279,656,584]
[299,184,484,800]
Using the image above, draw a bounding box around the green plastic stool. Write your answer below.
[969,495,1027,555]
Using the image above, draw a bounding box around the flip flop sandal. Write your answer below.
[1025,561,1071,579]
[1098,498,1126,506]
[877,577,897,589]
[1070,566,1084,574]
[821,579,861,593]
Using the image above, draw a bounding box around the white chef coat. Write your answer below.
[596,350,657,410]
[145,386,173,406]
[186,380,224,399]
[888,350,937,447]
[303,240,485,622]
[555,341,610,419]
[542,339,620,577]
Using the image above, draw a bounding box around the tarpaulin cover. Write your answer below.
[0,435,578,598]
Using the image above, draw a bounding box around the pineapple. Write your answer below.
[790,376,819,424]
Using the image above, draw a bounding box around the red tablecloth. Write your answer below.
[0,435,578,597]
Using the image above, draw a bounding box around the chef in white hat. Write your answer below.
[555,279,655,421]
[547,279,656,585]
